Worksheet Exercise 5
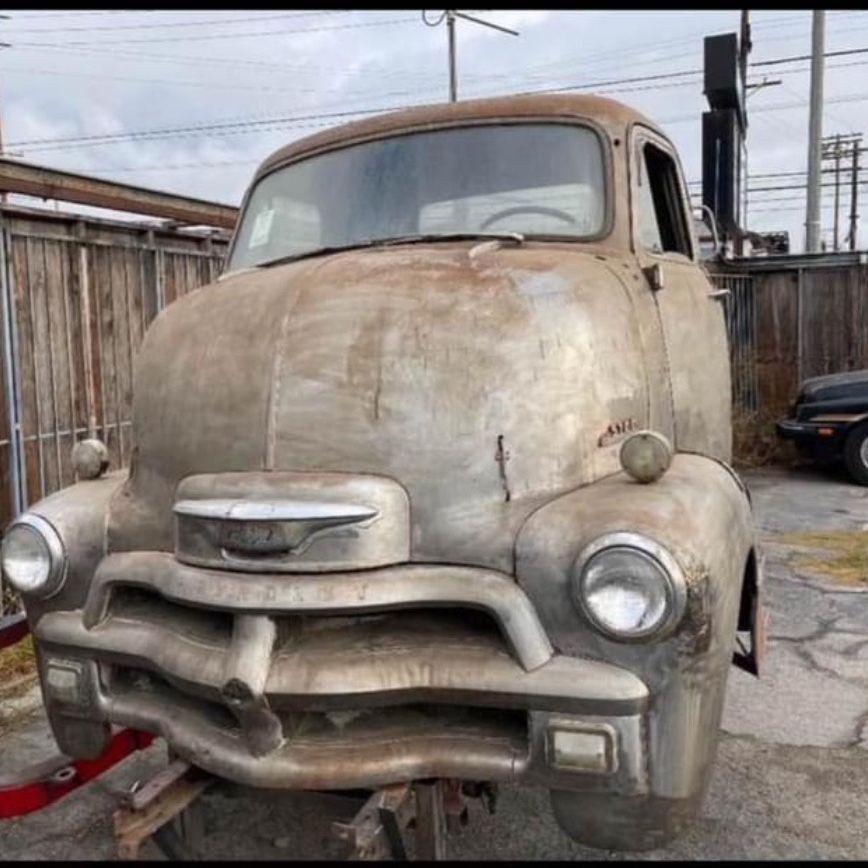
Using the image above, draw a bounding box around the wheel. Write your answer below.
[843,421,868,485]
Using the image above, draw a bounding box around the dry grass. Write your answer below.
[732,405,796,469]
[0,634,36,686]
[777,530,868,587]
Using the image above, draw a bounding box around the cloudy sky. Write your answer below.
[0,8,864,252]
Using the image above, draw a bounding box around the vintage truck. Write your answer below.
[1,94,763,852]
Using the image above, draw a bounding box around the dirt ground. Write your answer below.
[1,464,867,860]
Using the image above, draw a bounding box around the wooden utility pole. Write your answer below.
[849,138,861,251]
[833,134,841,250]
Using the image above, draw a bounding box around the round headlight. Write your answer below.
[1,514,66,597]
[573,533,686,641]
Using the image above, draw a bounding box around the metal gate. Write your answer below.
[708,270,758,411]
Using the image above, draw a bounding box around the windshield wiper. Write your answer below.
[254,232,525,270]
[376,231,525,247]
[255,240,383,269]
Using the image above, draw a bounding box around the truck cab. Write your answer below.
[2,94,760,851]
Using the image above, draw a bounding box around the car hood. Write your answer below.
[107,241,650,570]
[800,369,868,402]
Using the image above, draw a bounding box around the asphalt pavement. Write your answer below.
[1,464,866,860]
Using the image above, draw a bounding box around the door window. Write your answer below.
[636,141,693,258]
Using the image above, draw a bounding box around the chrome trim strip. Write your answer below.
[83,552,554,671]
[36,610,649,715]
[94,687,529,790]
[172,498,379,522]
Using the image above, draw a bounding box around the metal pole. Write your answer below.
[833,135,841,251]
[739,11,751,239]
[849,139,860,251]
[447,10,457,103]
[0,215,22,519]
[805,10,825,252]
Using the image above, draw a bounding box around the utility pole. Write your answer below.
[0,34,10,207]
[805,10,825,252]
[738,10,751,240]
[832,134,841,250]
[446,11,457,103]
[424,11,519,103]
[849,138,861,250]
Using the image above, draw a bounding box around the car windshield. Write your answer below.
[228,122,607,270]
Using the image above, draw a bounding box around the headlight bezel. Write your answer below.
[1,513,67,598]
[572,531,687,643]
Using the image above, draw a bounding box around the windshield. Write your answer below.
[228,122,607,270]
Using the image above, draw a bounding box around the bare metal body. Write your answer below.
[15,94,759,851]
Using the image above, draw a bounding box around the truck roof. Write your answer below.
[255,92,664,180]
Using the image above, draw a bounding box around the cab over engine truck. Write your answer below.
[2,94,763,852]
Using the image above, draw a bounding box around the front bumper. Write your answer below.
[33,552,649,794]
[776,417,845,452]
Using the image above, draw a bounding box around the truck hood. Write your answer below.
[108,242,650,570]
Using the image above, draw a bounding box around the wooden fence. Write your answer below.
[1,227,867,612]
[710,252,868,418]
[0,206,227,613]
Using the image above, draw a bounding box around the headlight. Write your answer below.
[572,532,686,641]
[1,514,66,597]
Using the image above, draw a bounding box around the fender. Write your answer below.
[514,452,756,848]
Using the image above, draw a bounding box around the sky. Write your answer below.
[0,8,864,253]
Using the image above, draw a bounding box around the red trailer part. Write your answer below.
[0,728,155,819]
[0,612,29,651]
[0,613,155,820]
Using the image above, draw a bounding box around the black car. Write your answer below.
[776,369,868,484]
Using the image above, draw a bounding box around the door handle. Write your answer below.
[642,263,665,292]
[708,289,730,300]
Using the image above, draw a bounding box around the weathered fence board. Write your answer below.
[0,206,227,613]
[711,255,868,418]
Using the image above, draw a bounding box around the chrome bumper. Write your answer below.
[34,552,649,793]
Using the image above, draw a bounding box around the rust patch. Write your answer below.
[676,570,714,662]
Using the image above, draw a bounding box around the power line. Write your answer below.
[4,12,861,100]
[0,11,833,83]
[5,10,142,19]
[13,75,868,154]
[16,15,420,46]
[751,180,868,193]
[0,11,349,34]
[6,105,412,151]
[3,48,867,123]
[4,46,867,110]
[752,45,868,67]
[3,60,715,153]
[7,28,868,166]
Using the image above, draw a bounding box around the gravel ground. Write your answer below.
[1,464,866,860]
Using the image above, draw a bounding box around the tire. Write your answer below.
[843,422,868,485]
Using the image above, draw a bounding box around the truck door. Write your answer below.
[630,126,732,461]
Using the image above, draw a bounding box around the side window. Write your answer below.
[636,141,692,258]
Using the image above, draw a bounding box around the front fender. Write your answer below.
[515,453,755,806]
[13,471,127,759]
[19,470,127,629]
